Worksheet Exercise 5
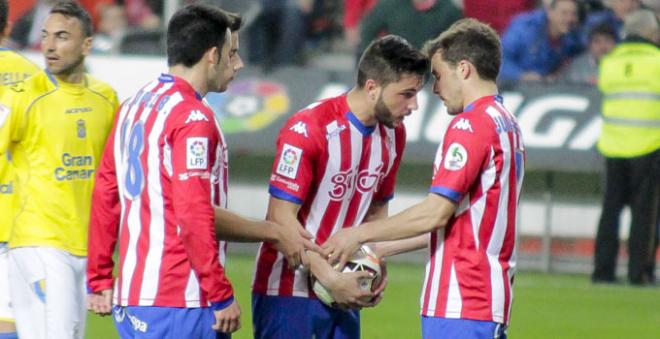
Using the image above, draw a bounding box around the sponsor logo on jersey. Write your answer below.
[65,107,92,114]
[328,164,383,200]
[289,121,308,137]
[185,110,209,124]
[186,137,208,169]
[55,153,95,181]
[452,118,473,133]
[0,103,9,128]
[77,119,86,138]
[444,143,468,171]
[276,144,302,179]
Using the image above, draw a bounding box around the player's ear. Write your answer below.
[82,36,93,57]
[458,60,471,80]
[365,79,380,102]
[207,46,220,65]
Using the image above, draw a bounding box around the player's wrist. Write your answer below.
[210,295,235,311]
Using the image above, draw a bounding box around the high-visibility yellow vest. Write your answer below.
[597,42,660,158]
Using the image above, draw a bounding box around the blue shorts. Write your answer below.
[421,316,507,339]
[252,293,359,339]
[112,305,230,339]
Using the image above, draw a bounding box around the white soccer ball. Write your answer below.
[312,244,382,307]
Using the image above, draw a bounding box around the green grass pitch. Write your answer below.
[86,255,660,338]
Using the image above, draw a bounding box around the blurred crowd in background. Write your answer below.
[2,0,659,81]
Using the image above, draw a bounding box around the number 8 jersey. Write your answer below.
[88,74,233,308]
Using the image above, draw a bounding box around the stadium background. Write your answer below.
[6,0,659,336]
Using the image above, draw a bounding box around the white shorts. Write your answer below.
[0,243,13,322]
[9,247,87,339]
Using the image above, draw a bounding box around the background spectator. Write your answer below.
[463,0,535,34]
[343,0,377,49]
[559,22,617,85]
[592,9,660,286]
[357,0,462,58]
[93,3,128,54]
[500,0,583,83]
[583,0,641,44]
[248,0,312,71]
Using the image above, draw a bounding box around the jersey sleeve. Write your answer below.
[268,114,321,204]
[429,115,491,203]
[87,114,121,293]
[0,82,29,155]
[373,125,406,202]
[168,106,233,304]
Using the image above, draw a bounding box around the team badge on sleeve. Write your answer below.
[444,143,468,170]
[186,137,208,169]
[276,143,302,179]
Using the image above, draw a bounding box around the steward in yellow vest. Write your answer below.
[592,9,659,286]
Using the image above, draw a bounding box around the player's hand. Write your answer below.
[272,221,321,269]
[322,228,361,270]
[364,259,388,307]
[326,270,375,310]
[212,299,241,333]
[87,289,113,316]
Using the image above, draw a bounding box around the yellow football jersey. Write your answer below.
[0,70,118,255]
[0,48,40,243]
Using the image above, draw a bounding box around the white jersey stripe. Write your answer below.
[425,228,444,314]
[445,262,463,317]
[266,252,284,295]
[117,85,157,304]
[140,86,179,302]
[485,105,511,323]
[184,269,201,307]
[471,149,497,249]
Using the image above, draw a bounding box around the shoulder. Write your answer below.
[287,96,343,131]
[85,75,118,104]
[167,99,216,131]
[0,49,40,72]
[6,71,53,103]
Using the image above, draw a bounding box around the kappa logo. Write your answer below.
[289,121,308,137]
[185,110,209,124]
[452,118,473,133]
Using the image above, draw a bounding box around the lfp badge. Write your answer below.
[205,79,289,134]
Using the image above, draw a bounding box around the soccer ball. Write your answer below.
[312,245,382,307]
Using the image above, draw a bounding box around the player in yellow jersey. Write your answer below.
[0,1,40,338]
[0,1,118,338]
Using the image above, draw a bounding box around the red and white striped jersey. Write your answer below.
[422,95,525,325]
[87,74,233,308]
[253,94,405,297]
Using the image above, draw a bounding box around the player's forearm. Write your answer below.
[214,207,277,243]
[306,250,337,286]
[356,194,454,244]
[371,234,429,258]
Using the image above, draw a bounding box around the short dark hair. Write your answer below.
[356,35,429,88]
[50,0,93,37]
[588,22,617,42]
[0,0,7,33]
[226,11,242,32]
[167,4,232,67]
[423,18,501,82]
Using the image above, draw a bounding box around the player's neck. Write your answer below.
[346,87,377,126]
[54,67,86,84]
[462,81,499,110]
[169,64,208,97]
